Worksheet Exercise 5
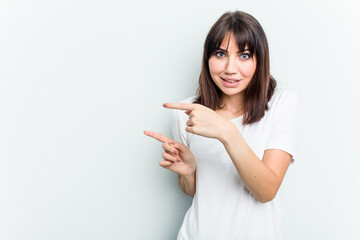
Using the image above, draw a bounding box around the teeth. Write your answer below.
[225,79,238,83]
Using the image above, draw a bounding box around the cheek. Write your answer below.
[208,58,224,75]
[239,62,256,78]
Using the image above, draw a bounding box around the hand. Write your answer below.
[144,130,196,177]
[163,102,235,141]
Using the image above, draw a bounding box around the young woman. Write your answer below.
[144,10,298,240]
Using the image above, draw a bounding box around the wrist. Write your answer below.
[182,169,196,179]
[218,121,238,145]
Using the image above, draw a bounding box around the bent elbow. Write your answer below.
[259,197,273,203]
[258,192,277,203]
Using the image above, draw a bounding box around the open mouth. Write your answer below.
[220,77,241,87]
[221,77,240,83]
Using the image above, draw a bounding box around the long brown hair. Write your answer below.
[193,11,277,125]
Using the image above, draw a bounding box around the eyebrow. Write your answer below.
[218,48,250,53]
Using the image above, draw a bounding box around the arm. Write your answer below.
[178,171,196,197]
[219,123,291,203]
[170,107,196,197]
[162,92,297,202]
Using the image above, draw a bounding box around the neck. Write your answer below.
[220,93,244,114]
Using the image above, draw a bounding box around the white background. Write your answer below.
[1,0,359,239]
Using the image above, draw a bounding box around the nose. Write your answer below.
[224,57,237,75]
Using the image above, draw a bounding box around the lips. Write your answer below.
[221,77,240,83]
[221,77,241,87]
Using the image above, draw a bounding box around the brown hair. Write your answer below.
[193,11,277,125]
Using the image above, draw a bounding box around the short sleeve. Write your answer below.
[171,109,189,147]
[265,91,299,163]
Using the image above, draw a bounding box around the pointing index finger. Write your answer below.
[163,102,196,111]
[144,130,174,144]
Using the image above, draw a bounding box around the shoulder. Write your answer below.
[268,88,298,110]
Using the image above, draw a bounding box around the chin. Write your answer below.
[221,89,243,96]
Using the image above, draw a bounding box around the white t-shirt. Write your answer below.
[171,88,298,240]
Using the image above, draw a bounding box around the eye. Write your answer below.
[214,51,226,58]
[240,53,251,60]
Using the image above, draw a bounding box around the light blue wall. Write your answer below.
[0,0,359,239]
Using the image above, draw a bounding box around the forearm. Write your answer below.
[179,171,196,197]
[219,124,278,203]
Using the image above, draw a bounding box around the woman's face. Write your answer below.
[209,32,257,100]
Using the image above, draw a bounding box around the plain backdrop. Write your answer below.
[1,0,360,239]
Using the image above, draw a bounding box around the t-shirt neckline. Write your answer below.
[230,114,244,121]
